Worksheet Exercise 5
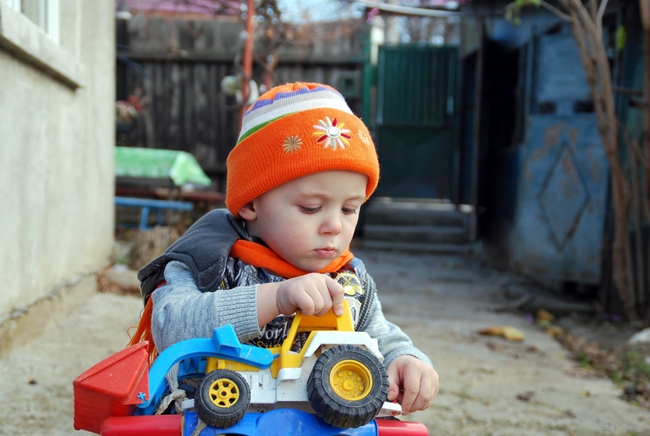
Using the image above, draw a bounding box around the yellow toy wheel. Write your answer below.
[207,377,241,407]
[329,359,373,401]
[308,345,388,428]
[195,369,250,428]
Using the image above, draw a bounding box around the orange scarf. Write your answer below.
[230,239,354,278]
[130,239,354,363]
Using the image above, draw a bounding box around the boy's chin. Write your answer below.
[295,259,331,273]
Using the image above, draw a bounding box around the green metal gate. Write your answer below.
[373,45,459,199]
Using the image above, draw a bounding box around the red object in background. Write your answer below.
[376,419,429,435]
[73,342,150,434]
[239,0,255,123]
[126,95,143,112]
[100,415,182,436]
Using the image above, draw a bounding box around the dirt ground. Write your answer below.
[1,248,649,436]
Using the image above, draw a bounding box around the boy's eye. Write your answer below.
[342,207,358,215]
[299,206,320,214]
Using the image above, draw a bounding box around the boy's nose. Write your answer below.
[321,213,343,235]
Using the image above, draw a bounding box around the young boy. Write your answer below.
[135,82,439,415]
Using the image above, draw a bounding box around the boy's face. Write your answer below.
[239,170,368,272]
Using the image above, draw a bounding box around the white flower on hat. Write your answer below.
[282,135,303,153]
[313,116,351,150]
[358,129,371,146]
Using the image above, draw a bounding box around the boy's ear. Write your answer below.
[238,201,257,220]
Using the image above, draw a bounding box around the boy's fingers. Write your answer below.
[326,278,345,316]
[413,377,436,411]
[287,275,345,316]
[297,284,324,315]
[387,381,400,402]
[292,292,315,315]
[386,364,401,402]
[311,286,329,316]
[400,372,422,415]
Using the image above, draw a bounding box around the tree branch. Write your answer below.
[597,0,610,36]
[539,1,572,21]
[589,0,598,22]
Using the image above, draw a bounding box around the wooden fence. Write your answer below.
[116,15,366,190]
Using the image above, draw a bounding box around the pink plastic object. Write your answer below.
[73,342,150,434]
[376,419,429,435]
[100,415,182,436]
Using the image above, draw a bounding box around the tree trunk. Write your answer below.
[560,0,638,320]
[642,4,650,322]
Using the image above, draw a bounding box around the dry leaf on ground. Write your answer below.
[478,326,525,342]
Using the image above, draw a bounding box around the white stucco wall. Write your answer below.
[0,1,115,315]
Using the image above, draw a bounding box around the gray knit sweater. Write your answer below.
[151,259,432,369]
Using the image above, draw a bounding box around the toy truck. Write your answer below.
[73,301,428,436]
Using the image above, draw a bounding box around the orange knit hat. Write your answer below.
[225,82,380,216]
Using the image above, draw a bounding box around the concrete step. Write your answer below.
[363,201,471,227]
[361,240,473,255]
[364,224,470,245]
[360,198,476,254]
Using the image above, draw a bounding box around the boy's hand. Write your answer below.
[387,355,439,415]
[275,273,345,317]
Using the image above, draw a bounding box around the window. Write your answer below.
[1,0,59,43]
[0,0,83,88]
[2,0,21,10]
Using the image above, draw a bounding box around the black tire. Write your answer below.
[307,344,389,428]
[195,369,250,428]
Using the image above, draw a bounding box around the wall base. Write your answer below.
[0,269,102,358]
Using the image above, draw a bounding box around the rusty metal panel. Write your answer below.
[513,115,608,284]
[536,32,590,103]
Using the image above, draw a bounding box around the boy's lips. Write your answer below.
[314,247,337,258]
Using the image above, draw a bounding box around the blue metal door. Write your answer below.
[513,115,608,283]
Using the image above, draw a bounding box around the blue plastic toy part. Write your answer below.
[183,410,382,436]
[136,325,275,415]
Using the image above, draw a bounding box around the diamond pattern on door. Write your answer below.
[537,140,591,251]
